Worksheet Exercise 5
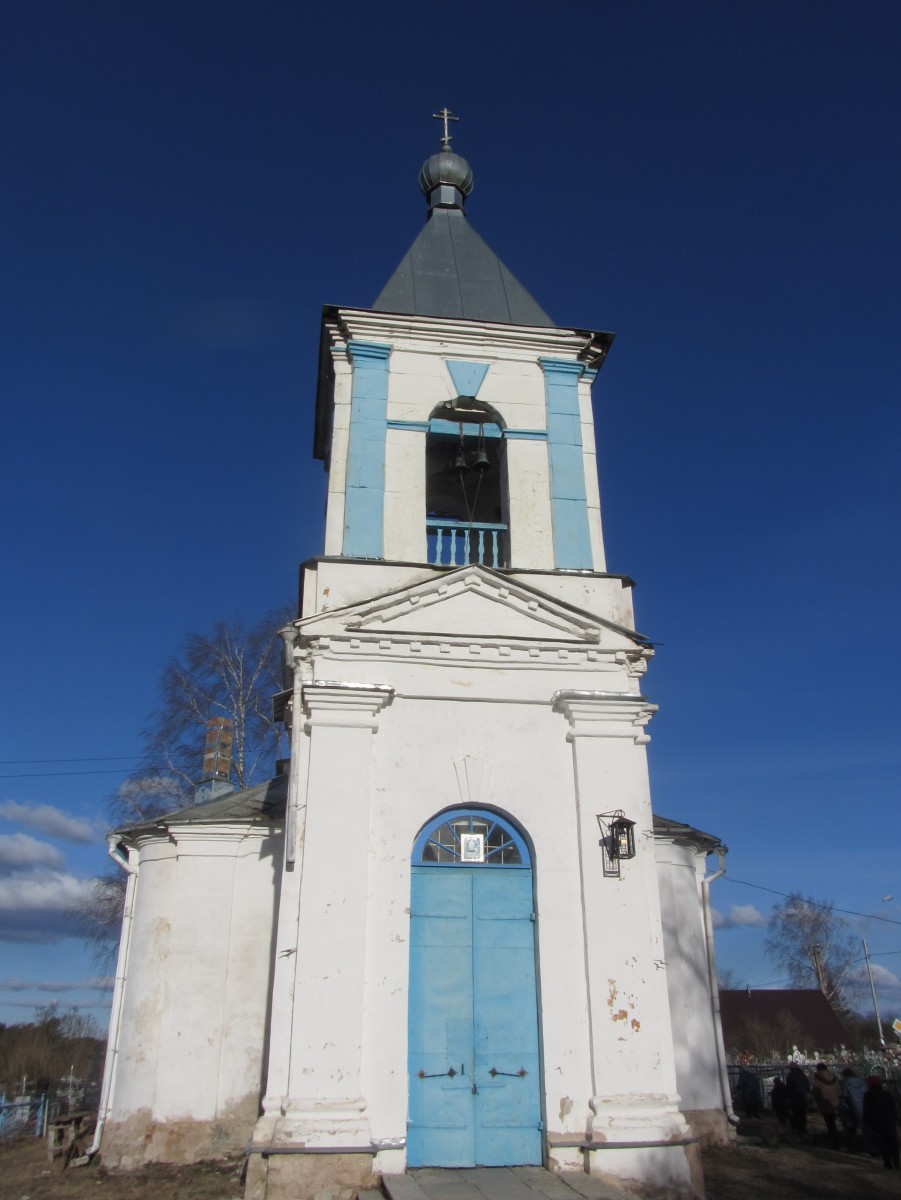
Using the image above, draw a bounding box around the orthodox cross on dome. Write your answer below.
[432,106,459,150]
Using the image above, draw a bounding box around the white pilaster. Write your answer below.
[269,682,393,1150]
[553,691,694,1193]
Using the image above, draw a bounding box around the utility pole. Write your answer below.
[862,938,886,1048]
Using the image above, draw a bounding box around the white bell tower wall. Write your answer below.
[315,308,611,573]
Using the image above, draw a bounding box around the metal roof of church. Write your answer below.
[372,147,555,328]
[113,773,287,835]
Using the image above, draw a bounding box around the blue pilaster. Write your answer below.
[539,358,592,569]
[343,341,391,558]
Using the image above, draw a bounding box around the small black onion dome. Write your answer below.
[419,150,474,208]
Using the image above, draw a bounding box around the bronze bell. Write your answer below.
[472,449,490,473]
[454,449,467,470]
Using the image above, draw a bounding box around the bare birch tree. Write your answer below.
[111,607,293,823]
[78,606,292,957]
[764,892,859,1013]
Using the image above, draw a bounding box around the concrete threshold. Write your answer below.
[380,1166,628,1200]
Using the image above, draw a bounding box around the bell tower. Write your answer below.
[313,139,612,575]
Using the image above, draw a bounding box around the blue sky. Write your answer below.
[2,1,900,1035]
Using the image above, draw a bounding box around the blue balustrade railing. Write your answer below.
[426,519,508,568]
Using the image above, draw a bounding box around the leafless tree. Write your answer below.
[0,1003,103,1092]
[764,892,859,1013]
[726,1009,808,1062]
[78,607,293,959]
[114,607,293,823]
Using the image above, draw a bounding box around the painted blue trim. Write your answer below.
[504,429,547,441]
[425,518,505,530]
[429,418,502,439]
[387,419,430,432]
[343,341,391,558]
[539,359,593,570]
[538,357,584,380]
[583,367,598,383]
[413,808,531,867]
[446,360,490,398]
[348,341,392,364]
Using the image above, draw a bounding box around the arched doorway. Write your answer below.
[406,809,541,1168]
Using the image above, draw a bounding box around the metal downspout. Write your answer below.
[702,847,737,1125]
[78,838,139,1164]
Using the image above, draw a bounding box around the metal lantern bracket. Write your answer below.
[596,810,637,878]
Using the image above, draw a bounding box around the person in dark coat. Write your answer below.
[839,1067,868,1151]
[771,1077,791,1125]
[812,1062,841,1148]
[863,1076,900,1169]
[786,1064,811,1136]
[736,1068,763,1119]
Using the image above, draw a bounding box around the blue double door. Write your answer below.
[407,865,542,1167]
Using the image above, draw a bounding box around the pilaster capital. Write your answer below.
[347,340,392,366]
[302,682,394,732]
[552,689,657,743]
[538,357,585,380]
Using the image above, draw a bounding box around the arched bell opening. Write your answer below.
[425,400,509,568]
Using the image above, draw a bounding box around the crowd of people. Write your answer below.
[734,1063,900,1170]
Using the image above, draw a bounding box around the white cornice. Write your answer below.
[324,307,599,362]
[130,823,280,850]
[302,682,394,731]
[552,690,658,743]
[296,563,640,648]
[308,634,632,675]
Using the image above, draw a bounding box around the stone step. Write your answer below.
[556,1172,632,1199]
[375,1168,630,1200]
[381,1176,430,1200]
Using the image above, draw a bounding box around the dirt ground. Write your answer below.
[0,1137,244,1200]
[2,1121,901,1200]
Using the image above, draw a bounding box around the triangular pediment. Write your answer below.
[297,565,644,648]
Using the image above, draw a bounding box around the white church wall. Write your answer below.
[356,691,599,1158]
[656,836,732,1143]
[384,425,426,561]
[268,571,695,1196]
[505,438,555,569]
[104,824,281,1167]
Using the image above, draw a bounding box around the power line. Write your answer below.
[0,768,154,780]
[722,876,901,928]
[0,756,148,765]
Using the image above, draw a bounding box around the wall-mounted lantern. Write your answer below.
[596,810,637,877]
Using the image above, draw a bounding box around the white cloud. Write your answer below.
[0,832,64,870]
[850,962,901,991]
[0,870,94,911]
[0,799,96,843]
[0,869,95,942]
[712,903,767,930]
[0,977,112,993]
